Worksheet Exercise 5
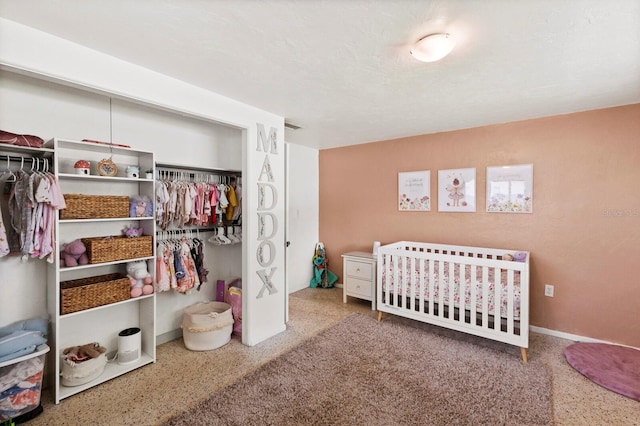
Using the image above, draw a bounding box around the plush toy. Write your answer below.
[60,239,89,267]
[129,195,153,217]
[503,253,514,261]
[62,342,106,363]
[126,260,154,298]
[122,225,144,238]
[513,252,527,262]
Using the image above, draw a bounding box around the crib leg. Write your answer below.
[377,311,383,322]
[520,347,528,364]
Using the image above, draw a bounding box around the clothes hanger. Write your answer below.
[2,155,17,182]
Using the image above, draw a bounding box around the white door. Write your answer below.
[284,142,319,304]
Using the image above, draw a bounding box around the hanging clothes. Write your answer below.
[1,156,64,261]
[155,233,207,294]
[0,201,9,257]
[155,169,241,231]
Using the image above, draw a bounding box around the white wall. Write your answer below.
[286,142,319,293]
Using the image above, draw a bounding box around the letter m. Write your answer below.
[256,123,278,154]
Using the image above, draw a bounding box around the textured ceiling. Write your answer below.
[1,0,639,150]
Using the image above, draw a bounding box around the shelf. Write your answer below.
[46,138,152,156]
[58,173,154,182]
[59,293,154,319]
[60,217,154,224]
[59,256,155,272]
[0,144,54,155]
[58,352,155,401]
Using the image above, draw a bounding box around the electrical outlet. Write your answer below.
[544,284,554,297]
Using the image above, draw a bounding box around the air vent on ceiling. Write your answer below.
[285,122,302,130]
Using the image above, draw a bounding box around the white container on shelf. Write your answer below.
[181,301,234,351]
[117,328,141,365]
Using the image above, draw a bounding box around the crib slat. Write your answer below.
[411,257,419,312]
[383,253,389,306]
[458,262,465,324]
[470,264,477,325]
[413,257,418,311]
[494,267,501,331]
[391,254,398,308]
[398,256,411,308]
[419,258,425,314]
[428,257,435,316]
[438,260,445,318]
[482,266,489,329]
[507,269,514,335]
[448,260,455,320]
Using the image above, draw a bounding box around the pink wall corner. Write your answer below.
[319,104,640,348]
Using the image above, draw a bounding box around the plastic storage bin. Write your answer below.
[181,302,234,351]
[0,344,49,422]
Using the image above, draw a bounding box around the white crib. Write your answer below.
[376,241,530,362]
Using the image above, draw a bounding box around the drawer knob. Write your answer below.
[356,268,360,272]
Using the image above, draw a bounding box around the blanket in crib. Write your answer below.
[381,261,521,319]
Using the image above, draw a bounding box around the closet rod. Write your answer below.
[156,227,223,235]
[0,154,44,162]
[155,163,240,176]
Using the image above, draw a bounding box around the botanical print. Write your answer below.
[486,164,533,213]
[438,168,476,212]
[398,171,430,211]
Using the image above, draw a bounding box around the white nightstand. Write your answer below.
[341,251,377,310]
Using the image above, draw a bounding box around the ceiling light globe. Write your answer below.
[410,33,455,62]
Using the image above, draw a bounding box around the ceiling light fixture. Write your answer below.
[410,33,455,62]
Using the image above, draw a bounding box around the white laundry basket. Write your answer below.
[182,301,234,351]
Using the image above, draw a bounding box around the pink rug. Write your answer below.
[564,342,640,401]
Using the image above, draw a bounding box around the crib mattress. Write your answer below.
[381,261,521,319]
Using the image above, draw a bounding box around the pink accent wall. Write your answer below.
[319,104,640,348]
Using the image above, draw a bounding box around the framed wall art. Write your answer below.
[438,168,476,212]
[398,170,430,211]
[486,164,533,213]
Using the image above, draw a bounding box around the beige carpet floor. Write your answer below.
[28,287,638,425]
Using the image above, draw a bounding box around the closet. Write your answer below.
[1,44,288,403]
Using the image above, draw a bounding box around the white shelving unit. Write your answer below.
[45,138,156,403]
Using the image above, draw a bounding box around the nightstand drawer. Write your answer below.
[345,261,372,280]
[346,277,372,298]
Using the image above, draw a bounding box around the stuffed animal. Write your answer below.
[122,225,144,238]
[62,342,106,363]
[513,252,527,262]
[126,260,154,298]
[129,195,153,217]
[60,239,89,267]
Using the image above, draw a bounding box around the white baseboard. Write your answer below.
[530,326,639,350]
[530,325,608,343]
[157,329,182,345]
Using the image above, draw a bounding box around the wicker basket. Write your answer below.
[61,194,130,219]
[60,273,130,314]
[82,235,153,264]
